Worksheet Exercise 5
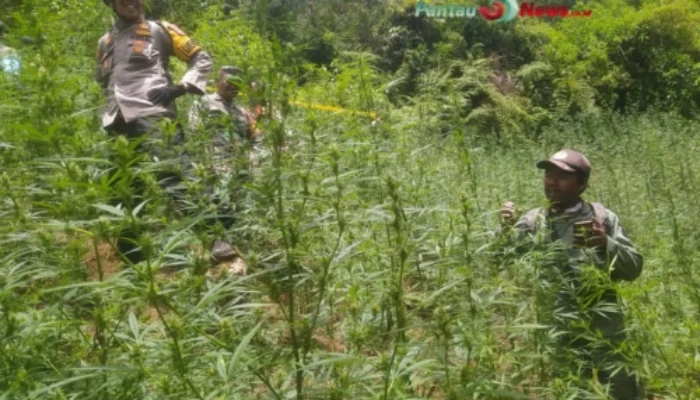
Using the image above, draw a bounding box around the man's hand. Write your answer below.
[574,219,608,249]
[500,201,517,227]
[147,84,187,106]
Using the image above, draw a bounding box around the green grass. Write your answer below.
[2,82,699,398]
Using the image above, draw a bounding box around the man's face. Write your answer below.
[543,166,587,205]
[113,0,143,22]
[218,73,239,101]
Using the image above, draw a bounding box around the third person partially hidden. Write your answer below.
[188,65,260,174]
[188,66,260,262]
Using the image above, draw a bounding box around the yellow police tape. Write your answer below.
[203,87,379,119]
[290,100,377,119]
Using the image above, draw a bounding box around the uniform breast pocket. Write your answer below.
[128,39,157,64]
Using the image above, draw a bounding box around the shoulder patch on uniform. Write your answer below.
[160,20,200,61]
[161,21,185,36]
[97,32,113,59]
[98,32,110,46]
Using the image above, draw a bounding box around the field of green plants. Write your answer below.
[1,0,699,399]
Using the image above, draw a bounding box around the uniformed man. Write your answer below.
[188,66,258,261]
[192,74,283,168]
[96,0,212,264]
[0,21,20,75]
[499,149,645,399]
[188,66,256,162]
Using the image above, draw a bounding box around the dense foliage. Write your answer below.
[1,0,699,398]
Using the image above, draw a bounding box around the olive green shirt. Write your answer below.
[188,92,249,145]
[510,201,643,339]
[513,202,643,282]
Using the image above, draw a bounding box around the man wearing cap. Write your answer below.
[500,149,645,399]
[95,0,213,264]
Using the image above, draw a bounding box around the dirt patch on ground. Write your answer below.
[259,296,347,352]
[275,326,347,353]
[83,241,121,281]
[142,304,168,323]
[312,329,346,353]
[81,240,223,282]
[415,385,446,398]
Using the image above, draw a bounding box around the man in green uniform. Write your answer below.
[500,149,645,399]
[188,66,255,160]
[188,66,257,261]
[96,0,213,264]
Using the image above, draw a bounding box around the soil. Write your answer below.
[82,240,121,281]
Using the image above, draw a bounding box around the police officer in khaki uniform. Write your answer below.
[500,149,645,399]
[96,0,212,138]
[96,0,212,264]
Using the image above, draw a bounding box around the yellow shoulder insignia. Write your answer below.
[97,33,110,60]
[160,21,200,61]
[161,21,185,36]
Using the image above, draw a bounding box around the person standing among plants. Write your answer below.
[95,0,214,264]
[187,65,258,261]
[499,149,645,399]
[188,66,258,160]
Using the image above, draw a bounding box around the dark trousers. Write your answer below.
[106,116,237,265]
[106,116,189,265]
[553,316,646,400]
[560,337,645,399]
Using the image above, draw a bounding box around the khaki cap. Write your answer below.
[537,149,592,178]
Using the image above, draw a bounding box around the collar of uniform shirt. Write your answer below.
[564,201,582,214]
[115,17,144,31]
[549,201,582,216]
[214,92,234,108]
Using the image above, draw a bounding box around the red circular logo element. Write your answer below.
[480,2,505,20]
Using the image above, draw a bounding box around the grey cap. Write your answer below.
[537,149,592,178]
